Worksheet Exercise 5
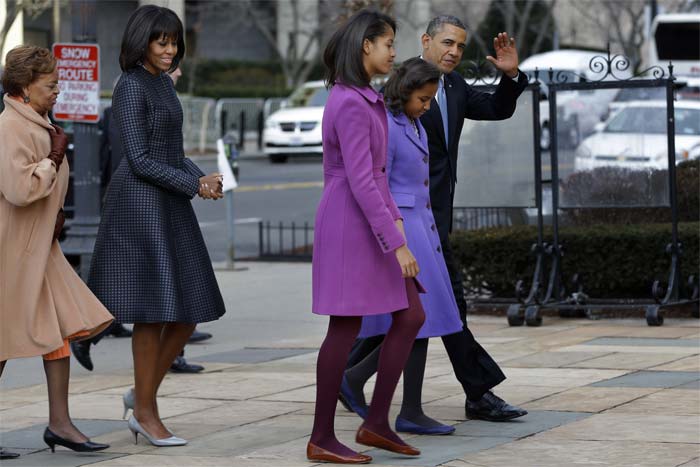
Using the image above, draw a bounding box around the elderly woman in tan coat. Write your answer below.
[0,45,114,458]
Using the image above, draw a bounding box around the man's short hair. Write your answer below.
[426,15,466,37]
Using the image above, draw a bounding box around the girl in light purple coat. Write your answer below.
[342,59,464,435]
[308,9,426,465]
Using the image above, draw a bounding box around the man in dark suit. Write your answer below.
[345,15,528,422]
[420,14,528,421]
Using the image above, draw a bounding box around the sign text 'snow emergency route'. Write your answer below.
[52,43,101,123]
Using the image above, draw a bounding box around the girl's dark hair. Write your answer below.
[323,9,396,88]
[119,5,185,72]
[383,58,440,115]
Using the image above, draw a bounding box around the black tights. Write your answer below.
[309,279,425,455]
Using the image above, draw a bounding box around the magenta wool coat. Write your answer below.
[312,84,408,316]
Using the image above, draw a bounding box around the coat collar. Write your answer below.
[2,95,55,131]
[339,82,381,104]
[390,111,428,156]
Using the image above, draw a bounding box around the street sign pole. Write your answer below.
[58,0,100,279]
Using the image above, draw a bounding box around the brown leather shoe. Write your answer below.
[306,442,372,464]
[355,426,420,456]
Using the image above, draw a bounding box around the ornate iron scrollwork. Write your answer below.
[521,45,673,85]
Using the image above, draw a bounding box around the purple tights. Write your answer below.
[310,279,425,455]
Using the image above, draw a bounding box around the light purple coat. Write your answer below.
[359,111,463,338]
[312,84,408,316]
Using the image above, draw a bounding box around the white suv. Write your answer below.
[263,81,328,163]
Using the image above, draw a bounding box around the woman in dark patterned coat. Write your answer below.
[87,5,226,446]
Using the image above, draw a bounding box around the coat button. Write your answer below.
[437,246,441,252]
[426,202,431,209]
[431,224,436,231]
[381,167,386,172]
[424,179,429,187]
[423,156,428,163]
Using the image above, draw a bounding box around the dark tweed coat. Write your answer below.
[88,66,225,323]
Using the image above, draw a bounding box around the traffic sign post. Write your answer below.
[52,43,100,123]
[56,0,101,279]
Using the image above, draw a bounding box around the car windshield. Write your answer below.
[606,107,700,135]
[287,86,329,107]
[613,87,666,102]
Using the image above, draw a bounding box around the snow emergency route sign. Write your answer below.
[52,43,100,123]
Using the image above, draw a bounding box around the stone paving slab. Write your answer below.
[542,413,700,443]
[364,436,512,466]
[568,352,690,370]
[607,388,700,415]
[445,437,700,467]
[557,344,699,355]
[1,275,698,467]
[87,454,313,466]
[3,450,124,467]
[497,367,629,388]
[584,337,700,347]
[675,380,700,390]
[522,386,658,413]
[452,410,590,439]
[650,355,700,372]
[499,350,606,368]
[195,347,317,364]
[0,420,124,450]
[589,370,700,388]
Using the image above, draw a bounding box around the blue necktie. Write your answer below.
[437,78,448,147]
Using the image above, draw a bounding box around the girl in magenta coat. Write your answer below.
[307,10,426,465]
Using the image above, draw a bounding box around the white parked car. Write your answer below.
[263,81,328,163]
[574,100,700,171]
[603,76,700,121]
[520,50,629,151]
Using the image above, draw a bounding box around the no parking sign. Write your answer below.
[52,43,100,123]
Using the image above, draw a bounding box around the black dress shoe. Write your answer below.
[0,447,20,459]
[187,330,212,343]
[43,427,109,453]
[465,391,528,422]
[107,324,132,338]
[169,356,204,373]
[70,341,93,371]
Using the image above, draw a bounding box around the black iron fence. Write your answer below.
[258,221,313,261]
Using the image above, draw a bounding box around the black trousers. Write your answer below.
[348,226,505,401]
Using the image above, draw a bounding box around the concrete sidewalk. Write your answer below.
[1,263,699,467]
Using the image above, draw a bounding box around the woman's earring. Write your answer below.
[22,95,30,103]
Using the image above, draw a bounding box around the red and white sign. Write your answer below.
[52,43,100,123]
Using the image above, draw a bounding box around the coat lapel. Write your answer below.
[395,113,428,156]
[424,97,447,150]
[445,73,459,151]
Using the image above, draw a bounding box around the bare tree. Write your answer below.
[240,0,322,89]
[571,0,648,70]
[452,0,557,61]
[0,0,53,57]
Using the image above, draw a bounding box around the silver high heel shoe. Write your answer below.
[122,388,134,420]
[127,416,187,447]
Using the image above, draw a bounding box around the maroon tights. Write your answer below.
[310,279,425,455]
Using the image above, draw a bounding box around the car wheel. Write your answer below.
[540,122,551,152]
[269,154,289,164]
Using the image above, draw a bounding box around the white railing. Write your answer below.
[100,95,288,154]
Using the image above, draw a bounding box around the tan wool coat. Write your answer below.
[0,96,113,361]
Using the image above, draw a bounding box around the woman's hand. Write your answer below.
[48,124,68,169]
[198,173,224,200]
[395,244,419,278]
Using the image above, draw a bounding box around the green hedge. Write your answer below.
[451,222,700,299]
[561,160,699,225]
